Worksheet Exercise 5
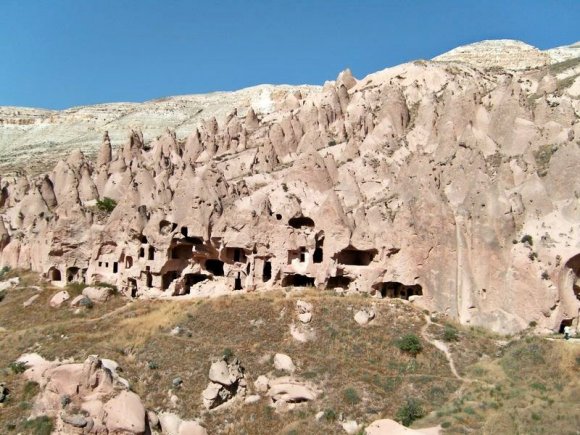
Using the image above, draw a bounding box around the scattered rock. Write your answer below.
[62,413,88,428]
[0,277,19,291]
[274,353,296,373]
[254,375,269,393]
[342,419,360,434]
[296,300,313,323]
[365,418,439,434]
[267,376,319,405]
[244,394,261,404]
[172,377,183,388]
[23,294,39,307]
[354,308,375,325]
[49,291,70,307]
[82,286,112,303]
[202,357,246,409]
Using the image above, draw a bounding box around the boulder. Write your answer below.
[267,377,319,403]
[82,286,112,303]
[365,419,440,434]
[70,294,91,307]
[103,391,146,434]
[354,308,375,325]
[254,375,269,393]
[23,294,39,307]
[342,420,361,434]
[208,360,234,386]
[274,353,296,373]
[49,291,70,307]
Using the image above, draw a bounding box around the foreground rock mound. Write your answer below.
[202,357,246,409]
[1,39,580,334]
[17,353,146,433]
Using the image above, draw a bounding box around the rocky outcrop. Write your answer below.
[16,353,147,434]
[1,40,579,334]
[202,357,246,409]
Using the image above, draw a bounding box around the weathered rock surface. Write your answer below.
[365,419,440,434]
[82,286,112,303]
[273,353,296,373]
[16,353,146,434]
[354,308,375,325]
[202,357,246,409]
[49,291,70,307]
[1,40,580,334]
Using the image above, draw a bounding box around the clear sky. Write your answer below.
[1,0,578,110]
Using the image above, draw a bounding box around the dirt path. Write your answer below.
[421,314,464,381]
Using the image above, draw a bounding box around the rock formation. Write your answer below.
[0,40,579,334]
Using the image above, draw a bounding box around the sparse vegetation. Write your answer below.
[442,325,459,342]
[343,387,361,405]
[520,234,533,246]
[533,144,557,177]
[396,398,424,427]
[96,197,117,213]
[395,334,423,356]
[9,361,27,374]
[23,416,54,435]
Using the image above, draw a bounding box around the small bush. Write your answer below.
[396,398,424,427]
[396,334,423,356]
[520,234,533,246]
[541,271,549,280]
[441,421,452,428]
[344,387,361,405]
[0,290,5,303]
[323,408,337,422]
[532,412,541,421]
[223,348,234,361]
[0,265,10,278]
[147,361,159,370]
[22,381,39,401]
[9,361,27,374]
[96,197,117,213]
[23,416,54,435]
[443,325,459,342]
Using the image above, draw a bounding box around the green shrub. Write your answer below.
[0,265,10,278]
[396,398,424,427]
[520,235,533,246]
[396,334,423,356]
[223,348,234,361]
[22,381,39,401]
[323,408,337,422]
[9,361,27,374]
[0,290,5,303]
[344,387,361,405]
[443,325,459,342]
[23,416,54,435]
[96,197,117,213]
[441,421,452,428]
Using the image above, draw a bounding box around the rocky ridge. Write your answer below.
[0,40,580,335]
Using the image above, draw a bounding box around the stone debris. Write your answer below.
[365,418,441,434]
[274,353,296,373]
[354,308,375,325]
[202,357,246,409]
[296,299,313,323]
[49,291,70,308]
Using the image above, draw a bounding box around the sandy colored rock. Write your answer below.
[82,286,112,303]
[354,308,375,325]
[274,353,296,373]
[365,419,440,435]
[1,39,579,336]
[49,291,70,307]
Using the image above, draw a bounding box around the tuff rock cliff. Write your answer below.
[1,40,580,334]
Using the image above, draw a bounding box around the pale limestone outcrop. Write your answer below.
[16,353,146,434]
[1,41,580,335]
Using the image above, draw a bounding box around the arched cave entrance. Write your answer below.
[48,267,61,282]
[183,273,209,293]
[326,275,352,289]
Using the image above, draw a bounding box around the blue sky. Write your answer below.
[1,0,578,109]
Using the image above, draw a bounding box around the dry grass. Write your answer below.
[1,272,578,434]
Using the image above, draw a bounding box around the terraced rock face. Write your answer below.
[1,40,579,334]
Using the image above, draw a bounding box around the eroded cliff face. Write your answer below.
[1,46,579,334]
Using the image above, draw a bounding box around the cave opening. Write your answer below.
[263,260,272,282]
[288,216,315,229]
[206,259,225,276]
[326,275,352,289]
[377,282,423,300]
[335,247,377,266]
[282,274,315,287]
